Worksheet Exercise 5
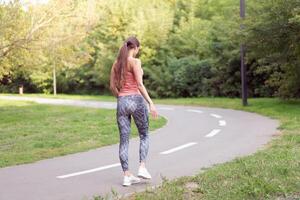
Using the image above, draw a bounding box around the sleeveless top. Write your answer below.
[118,64,142,97]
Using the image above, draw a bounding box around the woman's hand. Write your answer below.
[149,103,158,119]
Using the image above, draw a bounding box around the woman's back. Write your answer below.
[118,58,141,97]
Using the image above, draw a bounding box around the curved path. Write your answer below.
[0,96,279,200]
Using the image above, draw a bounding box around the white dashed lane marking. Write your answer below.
[160,142,197,155]
[210,113,222,119]
[205,129,221,138]
[219,120,226,126]
[157,107,175,111]
[101,103,113,106]
[56,163,121,179]
[186,109,203,113]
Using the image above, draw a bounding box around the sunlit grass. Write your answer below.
[0,93,115,101]
[0,99,166,168]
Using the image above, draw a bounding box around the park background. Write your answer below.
[0,0,300,199]
[1,0,300,99]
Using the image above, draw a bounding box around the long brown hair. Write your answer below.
[113,36,140,90]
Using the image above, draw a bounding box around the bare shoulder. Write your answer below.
[129,58,141,71]
[134,58,141,64]
[129,58,141,65]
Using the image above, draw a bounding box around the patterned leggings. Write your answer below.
[116,94,149,172]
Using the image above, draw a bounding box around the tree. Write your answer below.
[246,0,300,98]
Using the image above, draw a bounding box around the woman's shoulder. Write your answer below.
[128,57,141,71]
[128,57,141,65]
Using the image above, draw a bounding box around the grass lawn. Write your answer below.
[0,100,166,168]
[0,93,116,102]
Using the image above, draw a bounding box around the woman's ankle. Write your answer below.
[124,170,131,176]
[139,161,146,168]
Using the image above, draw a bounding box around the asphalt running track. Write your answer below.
[0,96,279,200]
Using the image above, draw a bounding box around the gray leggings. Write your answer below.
[116,94,149,172]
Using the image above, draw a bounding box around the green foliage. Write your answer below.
[246,0,300,98]
[1,0,300,98]
[170,56,212,97]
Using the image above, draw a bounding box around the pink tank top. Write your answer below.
[118,67,141,97]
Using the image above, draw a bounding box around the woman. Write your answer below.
[110,36,158,186]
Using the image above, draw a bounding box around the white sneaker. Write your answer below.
[122,174,141,186]
[138,167,152,179]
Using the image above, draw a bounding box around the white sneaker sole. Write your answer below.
[123,179,141,186]
[131,179,141,184]
[138,174,151,179]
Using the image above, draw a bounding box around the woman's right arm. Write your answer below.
[109,61,119,98]
[132,59,158,119]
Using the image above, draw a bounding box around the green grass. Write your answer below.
[0,93,115,101]
[125,98,300,200]
[0,100,166,168]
